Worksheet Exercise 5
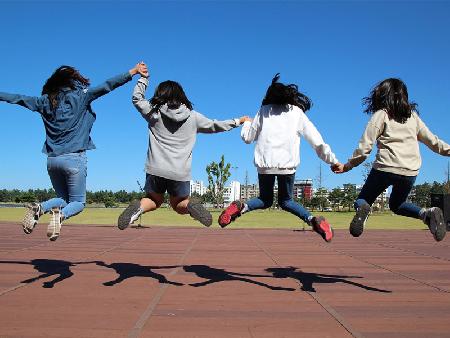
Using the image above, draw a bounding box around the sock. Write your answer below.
[241,203,249,214]
[307,215,314,225]
[419,208,427,222]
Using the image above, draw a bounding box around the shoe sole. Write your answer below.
[22,204,40,234]
[218,201,242,228]
[118,200,141,230]
[47,209,61,241]
[350,203,370,237]
[314,216,334,242]
[188,202,212,227]
[430,208,446,242]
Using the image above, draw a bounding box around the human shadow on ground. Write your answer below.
[265,267,391,293]
[183,264,296,291]
[0,259,86,288]
[94,261,183,286]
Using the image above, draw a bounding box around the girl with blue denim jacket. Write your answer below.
[0,63,146,240]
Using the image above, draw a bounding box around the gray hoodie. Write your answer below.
[132,78,240,181]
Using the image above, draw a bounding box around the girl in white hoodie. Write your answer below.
[218,74,338,242]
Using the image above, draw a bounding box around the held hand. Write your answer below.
[239,116,251,124]
[331,162,351,174]
[137,62,149,78]
[130,62,149,78]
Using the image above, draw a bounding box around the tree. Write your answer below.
[342,184,357,211]
[206,155,231,208]
[328,188,344,210]
[411,183,431,208]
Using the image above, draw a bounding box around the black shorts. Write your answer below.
[144,174,190,197]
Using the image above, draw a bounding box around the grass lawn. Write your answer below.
[0,206,427,230]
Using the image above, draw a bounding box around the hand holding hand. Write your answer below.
[130,62,149,78]
[331,162,350,174]
[239,116,251,124]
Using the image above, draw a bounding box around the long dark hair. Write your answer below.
[262,73,312,112]
[42,66,90,109]
[150,80,193,111]
[363,78,418,123]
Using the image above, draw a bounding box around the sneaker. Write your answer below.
[118,200,143,230]
[187,200,212,227]
[22,203,42,234]
[218,201,242,228]
[423,207,446,242]
[311,216,334,242]
[349,202,371,237]
[47,208,63,241]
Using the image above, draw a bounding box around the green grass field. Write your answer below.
[0,207,427,230]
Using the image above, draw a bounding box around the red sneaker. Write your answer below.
[311,216,333,242]
[218,201,243,228]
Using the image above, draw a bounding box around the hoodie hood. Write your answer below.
[158,104,191,122]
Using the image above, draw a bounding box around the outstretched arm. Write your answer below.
[132,77,152,116]
[417,117,450,156]
[241,113,259,144]
[196,112,246,133]
[300,115,338,165]
[85,63,146,102]
[0,92,46,113]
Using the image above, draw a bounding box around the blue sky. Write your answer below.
[0,0,449,192]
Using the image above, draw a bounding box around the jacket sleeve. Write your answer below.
[85,72,132,102]
[346,111,385,169]
[132,77,154,117]
[417,116,450,156]
[241,111,260,144]
[195,112,239,133]
[299,113,338,165]
[0,92,46,113]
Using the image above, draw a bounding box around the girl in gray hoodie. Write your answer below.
[118,64,248,229]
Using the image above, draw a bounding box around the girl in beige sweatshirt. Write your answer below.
[333,78,449,242]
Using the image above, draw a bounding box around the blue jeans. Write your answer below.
[40,152,87,219]
[246,173,312,224]
[355,168,421,218]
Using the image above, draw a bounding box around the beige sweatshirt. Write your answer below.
[347,110,450,176]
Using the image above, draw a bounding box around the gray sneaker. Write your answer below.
[349,202,371,237]
[22,203,42,234]
[423,207,446,242]
[187,200,212,227]
[47,208,63,241]
[118,200,143,230]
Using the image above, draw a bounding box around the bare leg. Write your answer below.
[170,196,190,215]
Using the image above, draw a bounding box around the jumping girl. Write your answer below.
[332,78,449,241]
[218,73,338,242]
[0,63,146,240]
[118,64,249,229]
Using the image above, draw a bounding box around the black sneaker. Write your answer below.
[423,207,446,242]
[350,202,371,237]
[187,200,212,227]
[118,200,143,230]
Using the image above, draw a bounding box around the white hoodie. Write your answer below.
[241,104,338,174]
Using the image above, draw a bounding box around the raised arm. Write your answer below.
[132,77,152,116]
[417,116,450,156]
[195,112,245,133]
[85,63,145,102]
[300,114,338,165]
[0,92,46,113]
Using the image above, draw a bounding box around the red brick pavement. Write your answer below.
[0,222,449,338]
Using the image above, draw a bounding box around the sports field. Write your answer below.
[0,206,426,230]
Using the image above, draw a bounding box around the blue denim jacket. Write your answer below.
[0,71,132,156]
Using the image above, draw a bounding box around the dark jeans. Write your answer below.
[246,173,311,224]
[355,169,422,218]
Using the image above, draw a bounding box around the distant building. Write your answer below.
[240,184,259,201]
[190,180,207,196]
[224,181,241,204]
[294,179,313,200]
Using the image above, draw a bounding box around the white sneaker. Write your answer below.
[47,208,63,241]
